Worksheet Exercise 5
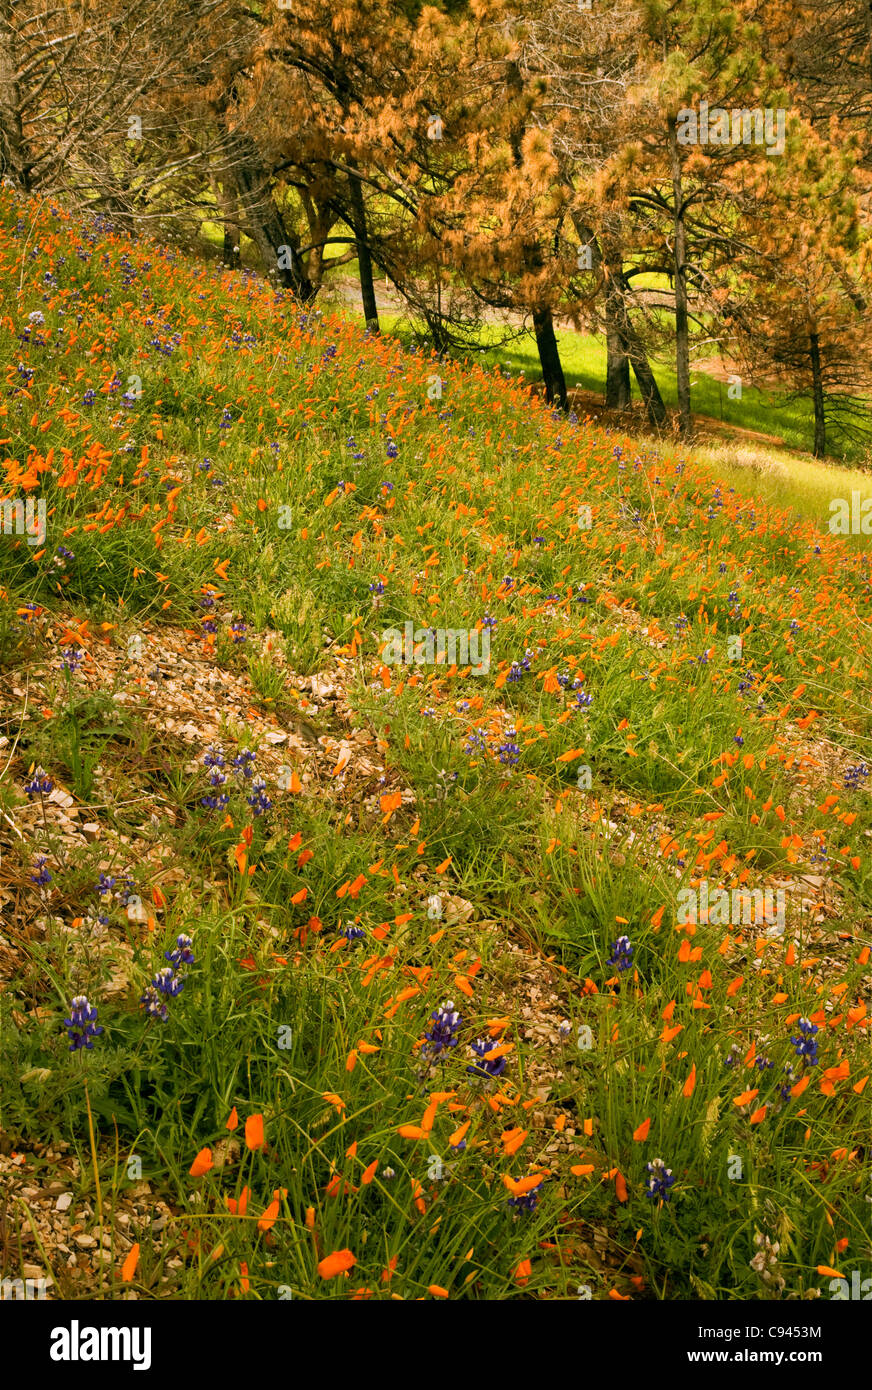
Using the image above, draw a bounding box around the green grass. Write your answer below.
[379,310,843,461]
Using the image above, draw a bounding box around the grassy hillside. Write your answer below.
[1,190,869,1302]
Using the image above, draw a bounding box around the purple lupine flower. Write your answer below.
[496,729,520,765]
[201,748,229,810]
[139,985,168,1022]
[422,1000,462,1061]
[24,767,53,797]
[508,1188,539,1213]
[118,877,137,907]
[247,778,272,816]
[467,1037,507,1079]
[607,935,633,972]
[233,750,256,779]
[506,651,532,684]
[464,729,488,757]
[141,935,194,1022]
[645,1158,676,1201]
[164,934,195,969]
[557,670,583,691]
[61,647,84,672]
[151,965,184,998]
[791,1017,819,1066]
[30,855,52,886]
[63,995,103,1051]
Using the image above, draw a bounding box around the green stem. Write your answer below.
[84,1079,106,1296]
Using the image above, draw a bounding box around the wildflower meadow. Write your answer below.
[0,185,868,1339]
[3,0,872,1347]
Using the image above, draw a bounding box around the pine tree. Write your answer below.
[609,0,795,439]
[726,124,871,458]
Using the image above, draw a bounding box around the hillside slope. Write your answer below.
[0,192,869,1302]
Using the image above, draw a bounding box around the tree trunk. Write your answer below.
[605,270,632,409]
[0,7,28,190]
[507,61,567,408]
[298,188,328,292]
[669,120,693,439]
[628,335,667,427]
[227,131,315,301]
[605,333,631,408]
[532,304,568,409]
[210,169,240,268]
[323,61,380,331]
[347,163,380,333]
[576,221,665,425]
[608,270,667,426]
[809,330,826,459]
[223,226,240,269]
